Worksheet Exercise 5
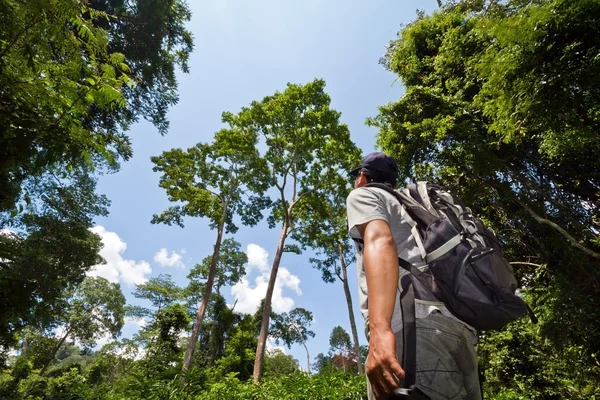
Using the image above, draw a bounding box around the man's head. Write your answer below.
[350,152,399,189]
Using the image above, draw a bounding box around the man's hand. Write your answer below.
[367,328,405,399]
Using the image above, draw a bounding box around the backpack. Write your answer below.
[365,181,537,331]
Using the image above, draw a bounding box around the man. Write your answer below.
[346,152,481,400]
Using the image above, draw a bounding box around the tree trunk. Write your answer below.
[181,204,229,373]
[40,327,70,376]
[302,341,310,374]
[338,243,364,375]
[21,334,29,355]
[253,219,289,383]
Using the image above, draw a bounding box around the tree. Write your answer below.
[1,0,192,355]
[292,172,364,374]
[151,127,270,374]
[218,79,359,383]
[141,303,191,379]
[312,352,335,375]
[478,287,600,399]
[0,0,193,212]
[186,237,247,301]
[213,314,259,382]
[0,171,107,349]
[370,0,600,392]
[39,277,126,375]
[329,326,352,372]
[183,239,246,367]
[190,293,238,368]
[130,274,182,319]
[270,308,316,373]
[263,349,300,378]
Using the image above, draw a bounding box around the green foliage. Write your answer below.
[263,349,300,379]
[191,371,366,400]
[372,1,600,395]
[0,0,193,212]
[479,290,600,399]
[312,353,337,375]
[62,277,126,348]
[131,274,183,318]
[151,128,270,232]
[0,172,107,349]
[329,326,352,354]
[212,324,257,382]
[139,303,191,379]
[190,295,239,369]
[0,0,192,364]
[186,238,247,303]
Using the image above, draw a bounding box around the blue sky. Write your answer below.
[90,0,438,369]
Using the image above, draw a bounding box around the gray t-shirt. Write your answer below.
[346,186,464,339]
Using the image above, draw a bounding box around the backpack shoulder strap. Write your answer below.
[364,183,438,260]
[364,183,437,229]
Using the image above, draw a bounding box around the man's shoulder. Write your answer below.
[347,186,396,204]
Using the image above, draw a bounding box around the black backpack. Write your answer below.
[364,182,537,390]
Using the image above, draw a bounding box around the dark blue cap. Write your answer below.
[349,152,399,180]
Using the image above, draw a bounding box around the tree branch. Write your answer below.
[0,16,45,60]
[510,261,546,268]
[514,197,600,259]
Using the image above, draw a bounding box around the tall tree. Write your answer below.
[270,307,316,373]
[292,172,364,375]
[0,0,192,212]
[151,128,270,373]
[39,277,126,375]
[329,326,352,372]
[217,79,359,383]
[370,0,600,392]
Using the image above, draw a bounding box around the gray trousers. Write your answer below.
[367,311,482,400]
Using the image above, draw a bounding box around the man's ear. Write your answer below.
[357,172,368,186]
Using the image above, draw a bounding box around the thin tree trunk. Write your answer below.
[181,203,229,373]
[338,243,364,375]
[40,327,70,376]
[302,341,310,374]
[253,218,289,383]
[21,334,29,355]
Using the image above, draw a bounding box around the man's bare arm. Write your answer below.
[358,219,404,399]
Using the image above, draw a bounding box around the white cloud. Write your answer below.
[231,244,302,315]
[87,226,152,286]
[124,317,148,330]
[247,243,269,273]
[266,339,286,354]
[153,248,185,268]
